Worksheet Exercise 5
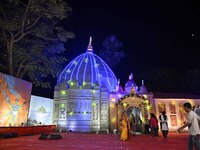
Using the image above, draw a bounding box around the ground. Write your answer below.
[0,132,188,150]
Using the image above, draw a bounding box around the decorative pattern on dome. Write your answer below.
[58,37,118,92]
[125,73,138,93]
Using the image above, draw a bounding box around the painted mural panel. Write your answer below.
[179,102,187,126]
[28,95,53,125]
[158,102,166,114]
[170,115,178,126]
[169,102,176,114]
[0,73,32,126]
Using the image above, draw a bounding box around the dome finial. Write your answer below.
[118,79,120,84]
[142,80,144,85]
[130,84,136,94]
[129,73,133,80]
[87,36,93,52]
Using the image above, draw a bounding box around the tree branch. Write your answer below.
[28,32,60,41]
[0,6,8,24]
[14,17,39,41]
[16,59,26,77]
[21,0,31,35]
[14,31,29,43]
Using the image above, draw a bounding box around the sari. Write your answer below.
[120,114,130,141]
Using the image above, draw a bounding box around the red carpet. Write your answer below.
[0,132,188,150]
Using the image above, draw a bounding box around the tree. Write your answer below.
[0,0,74,87]
[99,35,125,69]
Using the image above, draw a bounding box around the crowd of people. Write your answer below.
[118,102,200,150]
[118,110,169,141]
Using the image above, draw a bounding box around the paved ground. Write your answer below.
[0,132,188,150]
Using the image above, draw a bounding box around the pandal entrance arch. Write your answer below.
[115,91,153,133]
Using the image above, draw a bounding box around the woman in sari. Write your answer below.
[119,112,130,141]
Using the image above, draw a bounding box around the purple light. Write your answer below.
[58,51,117,92]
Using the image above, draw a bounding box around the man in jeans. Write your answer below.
[177,102,200,150]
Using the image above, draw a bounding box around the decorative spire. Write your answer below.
[130,84,136,94]
[116,79,123,94]
[142,80,144,85]
[118,79,120,84]
[129,73,133,80]
[131,73,133,80]
[138,79,148,94]
[87,36,93,52]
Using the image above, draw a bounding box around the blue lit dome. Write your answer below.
[125,73,138,93]
[58,37,118,92]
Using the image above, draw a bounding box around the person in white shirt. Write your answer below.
[159,111,169,138]
[177,102,200,150]
[194,105,200,117]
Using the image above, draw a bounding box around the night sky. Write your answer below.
[33,0,200,98]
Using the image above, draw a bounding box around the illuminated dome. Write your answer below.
[125,73,138,93]
[58,37,118,92]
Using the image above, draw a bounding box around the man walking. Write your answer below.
[177,102,200,150]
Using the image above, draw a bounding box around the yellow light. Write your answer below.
[123,103,128,108]
[171,101,176,105]
[92,102,96,106]
[91,90,96,94]
[110,104,115,108]
[111,98,116,102]
[83,112,87,115]
[143,95,147,99]
[61,103,65,108]
[69,112,73,115]
[111,117,116,122]
[83,81,86,86]
[61,90,66,95]
[147,105,151,110]
[70,82,74,86]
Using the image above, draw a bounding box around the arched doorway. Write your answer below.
[126,106,143,132]
[116,93,152,133]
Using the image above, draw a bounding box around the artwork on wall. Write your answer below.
[158,102,166,114]
[169,102,176,114]
[28,95,53,125]
[170,115,178,126]
[0,72,32,127]
[179,103,187,126]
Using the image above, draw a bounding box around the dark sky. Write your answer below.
[64,1,199,80]
[33,0,200,98]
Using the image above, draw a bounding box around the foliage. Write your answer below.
[99,35,125,69]
[0,0,75,88]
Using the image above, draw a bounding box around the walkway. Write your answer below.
[0,132,188,150]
